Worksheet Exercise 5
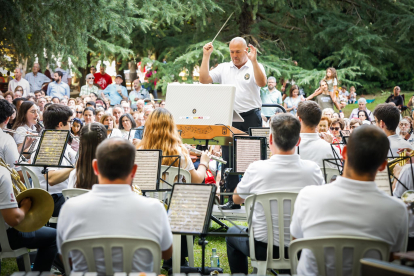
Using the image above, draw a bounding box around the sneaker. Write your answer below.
[220,201,241,210]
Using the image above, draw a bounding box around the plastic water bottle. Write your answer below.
[210,248,220,267]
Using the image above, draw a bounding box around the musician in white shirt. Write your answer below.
[57,138,173,274]
[297,101,340,168]
[0,100,21,172]
[225,113,324,274]
[290,125,408,276]
[373,103,412,157]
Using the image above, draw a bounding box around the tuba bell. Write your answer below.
[0,158,54,232]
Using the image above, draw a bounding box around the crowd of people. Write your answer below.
[0,35,413,276]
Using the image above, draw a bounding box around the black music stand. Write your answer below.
[232,135,267,175]
[15,130,74,192]
[322,158,344,183]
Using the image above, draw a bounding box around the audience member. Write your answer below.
[100,114,123,138]
[321,108,334,118]
[85,101,96,109]
[8,68,30,97]
[94,64,112,90]
[284,85,304,115]
[225,113,324,274]
[112,105,124,125]
[24,63,52,93]
[95,107,105,123]
[14,86,24,98]
[83,107,96,124]
[349,119,361,133]
[34,90,43,101]
[290,125,408,276]
[75,105,84,120]
[349,98,374,120]
[136,99,145,112]
[349,86,357,104]
[398,118,414,145]
[101,75,128,106]
[51,97,60,104]
[129,79,151,109]
[69,118,83,152]
[358,109,371,123]
[317,116,330,134]
[260,76,282,121]
[119,113,136,140]
[47,71,70,99]
[122,101,131,114]
[385,86,404,110]
[13,97,26,111]
[3,91,14,103]
[133,112,145,127]
[80,73,99,98]
[54,61,72,85]
[90,66,96,75]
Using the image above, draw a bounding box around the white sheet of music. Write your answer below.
[132,151,159,191]
[168,185,213,233]
[236,139,262,172]
[34,131,68,166]
[250,128,272,159]
[375,168,392,196]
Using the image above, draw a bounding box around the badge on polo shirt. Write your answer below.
[244,73,250,80]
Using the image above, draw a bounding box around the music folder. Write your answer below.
[233,135,267,174]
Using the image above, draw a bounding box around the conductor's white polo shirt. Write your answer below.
[57,184,172,274]
[388,134,412,158]
[237,154,324,247]
[298,133,341,168]
[291,176,408,276]
[209,60,266,113]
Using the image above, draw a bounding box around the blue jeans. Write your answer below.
[6,226,57,272]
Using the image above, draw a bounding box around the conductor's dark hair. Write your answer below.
[270,113,301,151]
[96,138,135,180]
[346,125,389,176]
[373,104,400,132]
[0,99,15,124]
[297,101,322,128]
[43,104,73,129]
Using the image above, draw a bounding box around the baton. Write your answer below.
[211,12,234,43]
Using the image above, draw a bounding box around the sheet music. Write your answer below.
[236,139,262,172]
[375,168,392,196]
[132,151,159,191]
[168,185,213,234]
[34,131,68,166]
[250,128,272,159]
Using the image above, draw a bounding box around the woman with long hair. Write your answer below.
[12,101,41,151]
[138,108,210,183]
[99,114,122,138]
[284,84,304,115]
[68,123,107,189]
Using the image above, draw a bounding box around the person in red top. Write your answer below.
[144,66,158,99]
[94,64,112,90]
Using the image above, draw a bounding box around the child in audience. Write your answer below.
[349,86,357,104]
[70,118,83,151]
[323,67,338,93]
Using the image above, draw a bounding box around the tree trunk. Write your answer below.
[238,3,254,36]
[77,52,91,87]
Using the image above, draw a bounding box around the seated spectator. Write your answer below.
[349,98,374,120]
[85,101,96,109]
[51,96,60,104]
[68,98,76,107]
[69,118,83,152]
[3,91,14,103]
[99,114,123,138]
[95,107,105,123]
[75,105,84,120]
[332,112,340,119]
[79,73,99,98]
[129,79,151,109]
[60,98,68,105]
[322,108,334,119]
[14,86,24,99]
[349,119,361,133]
[290,125,408,276]
[6,104,17,130]
[68,123,107,189]
[398,118,414,145]
[349,86,357,104]
[385,86,405,111]
[225,113,324,274]
[57,138,173,274]
[136,99,145,113]
[138,108,210,183]
[160,100,166,108]
[122,101,131,114]
[13,97,27,111]
[133,112,145,127]
[358,109,371,123]
[90,92,98,102]
[317,116,330,134]
[119,113,136,140]
[83,107,96,124]
[112,105,124,125]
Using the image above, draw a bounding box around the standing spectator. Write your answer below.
[260,76,282,122]
[24,63,52,93]
[385,86,405,111]
[79,73,99,98]
[349,98,374,120]
[308,80,342,112]
[145,66,158,99]
[94,64,112,90]
[129,79,151,109]
[284,85,304,115]
[101,75,128,106]
[6,71,13,82]
[8,68,30,97]
[348,86,357,104]
[54,61,72,86]
[47,71,70,99]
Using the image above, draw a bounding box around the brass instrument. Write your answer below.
[389,151,408,174]
[132,184,168,210]
[0,158,54,232]
[401,190,414,204]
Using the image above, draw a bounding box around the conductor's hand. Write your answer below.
[19,197,32,214]
[203,42,214,57]
[200,150,211,165]
[246,44,258,62]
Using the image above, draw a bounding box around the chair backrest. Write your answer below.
[159,165,191,189]
[321,168,341,183]
[62,188,90,201]
[0,213,13,251]
[289,236,390,276]
[61,236,162,275]
[245,191,299,269]
[20,166,41,189]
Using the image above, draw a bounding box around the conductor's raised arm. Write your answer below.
[199,42,214,84]
[246,44,267,87]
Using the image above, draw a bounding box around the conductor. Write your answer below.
[199,37,267,209]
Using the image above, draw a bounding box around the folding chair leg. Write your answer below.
[172,235,181,274]
[23,252,31,272]
[257,261,267,276]
[186,235,194,267]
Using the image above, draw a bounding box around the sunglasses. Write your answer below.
[330,127,340,131]
[88,77,95,80]
[76,111,83,114]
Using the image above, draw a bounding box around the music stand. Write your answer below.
[249,127,272,159]
[15,130,74,192]
[322,158,344,183]
[233,135,267,174]
[133,150,162,192]
[340,130,351,145]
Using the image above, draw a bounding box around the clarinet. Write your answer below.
[185,145,227,165]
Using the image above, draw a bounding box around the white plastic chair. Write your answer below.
[244,191,299,275]
[62,188,90,201]
[289,236,390,276]
[61,236,162,275]
[20,165,41,189]
[0,214,31,272]
[321,167,341,183]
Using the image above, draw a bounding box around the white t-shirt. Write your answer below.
[57,184,172,274]
[120,129,135,141]
[67,169,77,189]
[8,78,31,97]
[209,60,266,113]
[290,176,408,276]
[0,128,21,171]
[108,128,123,138]
[13,125,37,145]
[0,167,18,210]
[237,154,324,246]
[388,134,413,158]
[393,164,414,237]
[298,133,341,168]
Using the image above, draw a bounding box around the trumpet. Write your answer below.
[0,158,54,232]
[185,145,227,165]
